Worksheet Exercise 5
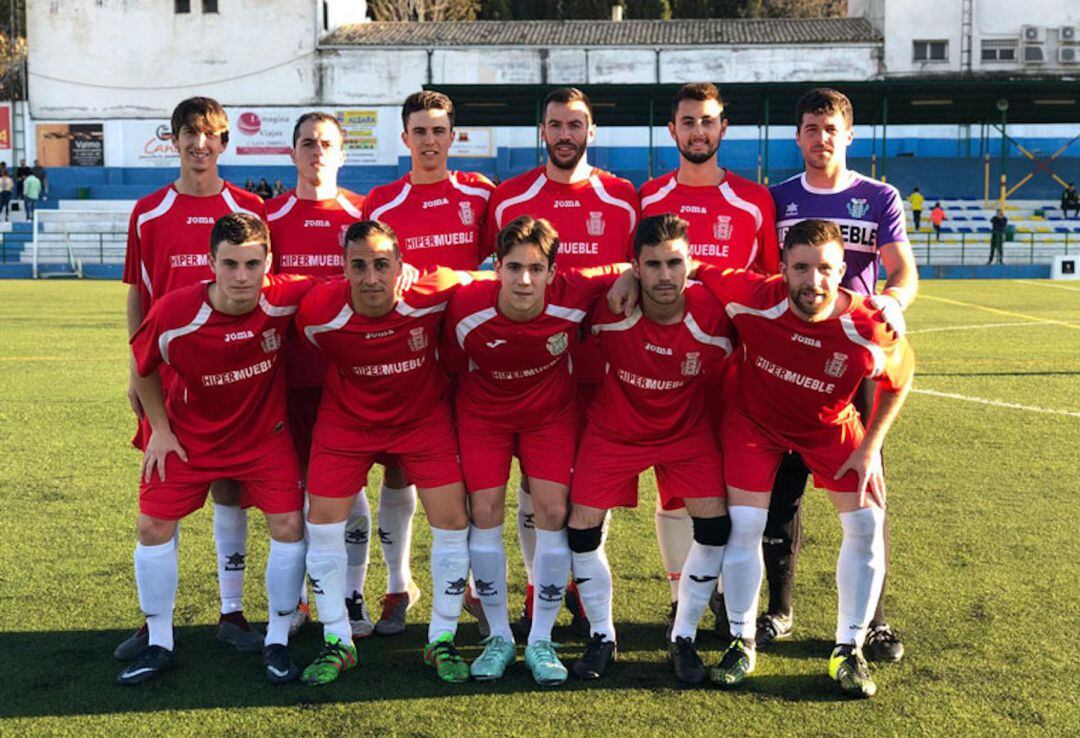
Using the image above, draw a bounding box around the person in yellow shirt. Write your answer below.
[908,187,924,231]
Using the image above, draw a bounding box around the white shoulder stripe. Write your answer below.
[591,307,642,334]
[589,174,637,235]
[683,312,732,354]
[221,188,257,216]
[640,175,677,211]
[454,271,475,286]
[336,193,363,219]
[456,306,498,349]
[840,313,885,378]
[140,262,154,299]
[259,294,297,317]
[449,172,491,201]
[494,173,546,228]
[266,195,297,222]
[370,183,411,222]
[544,303,587,323]
[725,298,788,321]
[719,181,763,269]
[158,302,212,365]
[136,188,178,239]
[395,299,447,318]
[304,303,352,349]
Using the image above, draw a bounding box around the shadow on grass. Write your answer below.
[0,621,848,717]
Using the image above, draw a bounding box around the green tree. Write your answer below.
[479,0,514,19]
[625,0,670,18]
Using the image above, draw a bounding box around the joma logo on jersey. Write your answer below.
[407,327,428,352]
[303,219,331,227]
[824,351,849,378]
[712,215,733,241]
[680,205,706,214]
[586,211,605,237]
[422,198,450,209]
[554,200,581,208]
[458,201,475,226]
[791,333,822,348]
[186,216,215,225]
[224,330,254,343]
[644,342,672,356]
[785,202,798,217]
[365,329,394,339]
[260,329,280,353]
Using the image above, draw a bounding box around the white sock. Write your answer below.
[379,484,417,593]
[213,503,247,615]
[428,526,470,642]
[265,538,306,646]
[468,524,513,642]
[655,506,693,602]
[671,541,725,642]
[305,520,351,644]
[836,507,886,646]
[722,506,769,642]
[529,528,571,645]
[135,537,178,651]
[571,546,616,642]
[517,485,537,585]
[298,496,310,605]
[345,490,371,599]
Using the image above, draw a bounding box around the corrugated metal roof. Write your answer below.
[322,18,880,47]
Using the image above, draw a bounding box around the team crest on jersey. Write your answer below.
[847,198,870,219]
[338,224,350,248]
[785,202,798,217]
[458,201,475,226]
[260,329,280,353]
[681,351,702,377]
[586,211,606,237]
[547,331,569,356]
[407,327,428,352]
[824,351,849,378]
[713,215,733,241]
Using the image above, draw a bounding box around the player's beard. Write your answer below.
[678,138,719,165]
[790,285,832,318]
[546,139,587,171]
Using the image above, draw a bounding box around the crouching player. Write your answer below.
[295,221,477,685]
[698,219,913,697]
[441,215,631,684]
[119,213,310,686]
[568,214,735,682]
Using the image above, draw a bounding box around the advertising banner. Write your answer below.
[35,123,105,166]
[450,127,494,158]
[0,104,10,151]
[119,120,179,168]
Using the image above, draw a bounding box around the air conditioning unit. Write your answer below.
[1058,46,1079,64]
[1023,44,1047,63]
[1022,25,1046,43]
[1061,26,1079,43]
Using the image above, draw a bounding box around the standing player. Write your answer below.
[117,97,268,660]
[442,216,630,685]
[567,214,734,682]
[295,222,477,686]
[487,87,640,634]
[118,213,309,686]
[360,91,496,636]
[696,219,914,698]
[639,82,779,623]
[764,88,917,661]
[266,112,369,638]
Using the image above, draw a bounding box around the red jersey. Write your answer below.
[130,274,313,468]
[123,182,266,313]
[295,268,480,431]
[640,170,779,274]
[442,267,621,432]
[267,188,365,389]
[486,166,639,270]
[361,171,495,272]
[588,283,735,445]
[696,266,914,440]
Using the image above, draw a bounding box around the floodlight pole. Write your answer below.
[762,97,770,186]
[880,96,888,183]
[998,101,1009,208]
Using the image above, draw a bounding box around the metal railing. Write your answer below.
[911,231,1072,265]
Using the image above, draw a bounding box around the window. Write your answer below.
[913,40,948,63]
[202,0,218,12]
[175,0,191,13]
[982,40,1018,62]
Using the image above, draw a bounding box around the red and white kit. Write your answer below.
[362,171,495,272]
[696,266,914,493]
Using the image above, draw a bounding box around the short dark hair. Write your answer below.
[171,97,229,145]
[292,111,345,147]
[210,212,269,257]
[543,87,593,124]
[671,82,724,122]
[496,215,559,267]
[795,87,853,130]
[781,219,843,258]
[343,220,400,257]
[634,214,690,257]
[401,90,455,130]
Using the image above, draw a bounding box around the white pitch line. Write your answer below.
[908,321,1068,335]
[912,388,1080,418]
[1014,279,1080,293]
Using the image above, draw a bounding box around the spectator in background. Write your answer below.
[1062,183,1080,219]
[32,160,48,200]
[255,177,273,200]
[930,202,946,241]
[22,169,42,220]
[0,165,13,221]
[988,209,1007,265]
[272,179,286,197]
[244,178,257,192]
[15,158,30,200]
[908,187,924,231]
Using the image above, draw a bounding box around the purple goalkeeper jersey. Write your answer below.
[770,172,908,296]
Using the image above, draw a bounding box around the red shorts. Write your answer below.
[285,385,323,468]
[139,428,302,521]
[721,407,865,493]
[307,410,462,498]
[570,423,726,510]
[459,407,576,492]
